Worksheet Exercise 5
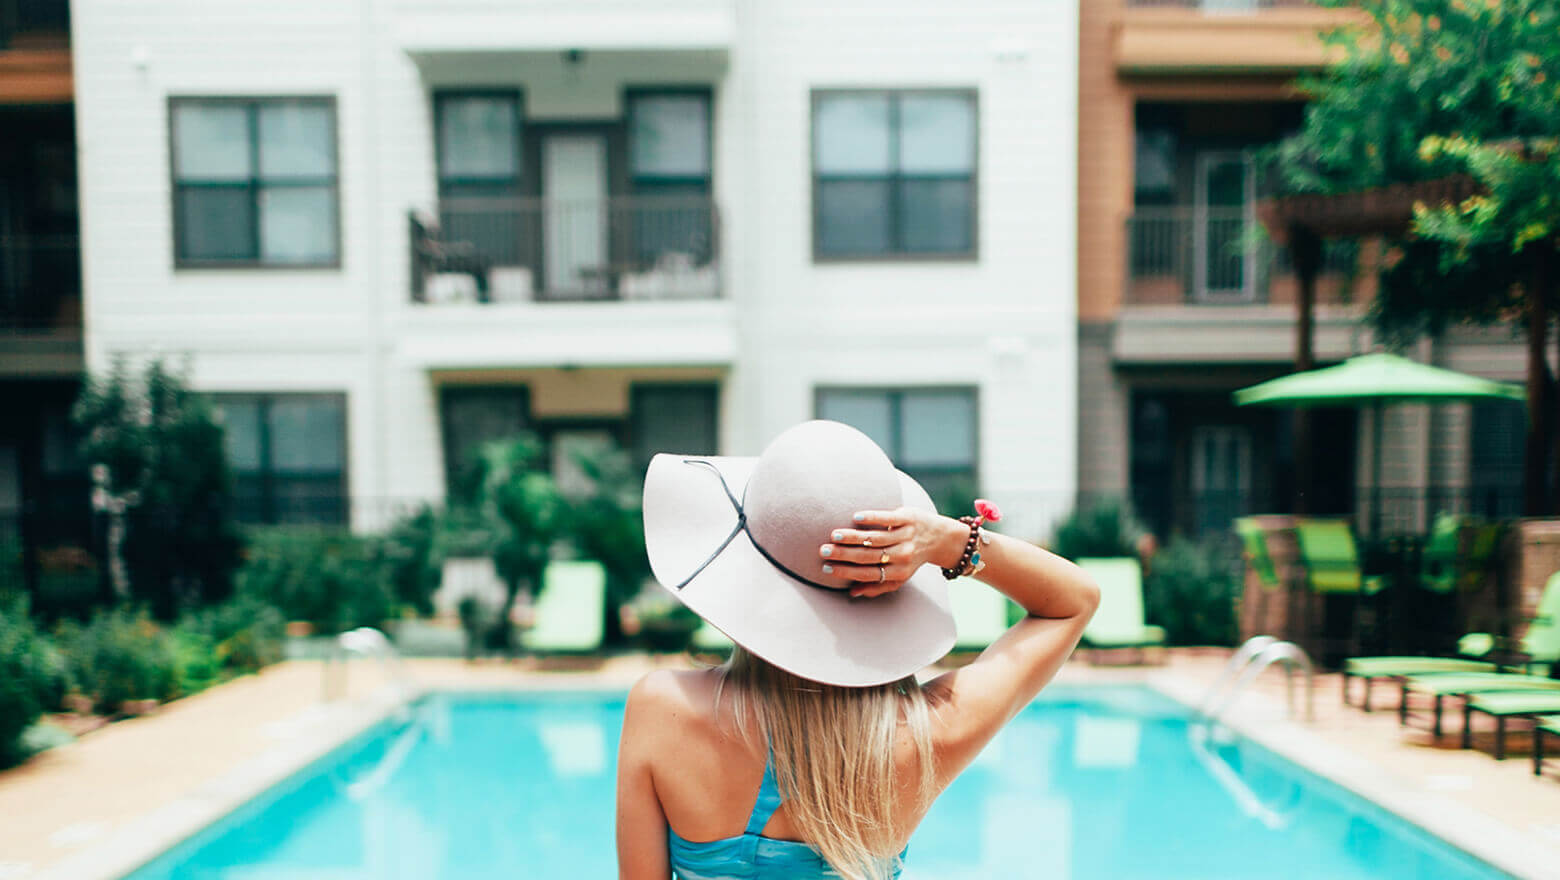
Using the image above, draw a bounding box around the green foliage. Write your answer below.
[380,505,441,617]
[0,596,66,768]
[1050,501,1145,561]
[177,593,285,675]
[1276,0,1560,343]
[1144,538,1240,648]
[235,528,397,635]
[72,357,242,618]
[566,442,651,643]
[55,606,178,713]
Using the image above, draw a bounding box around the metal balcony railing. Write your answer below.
[410,195,720,305]
[1125,207,1354,307]
[0,234,81,333]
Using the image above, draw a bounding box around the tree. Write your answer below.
[567,442,651,646]
[472,434,564,655]
[1276,0,1560,512]
[72,358,241,618]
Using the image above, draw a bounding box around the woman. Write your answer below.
[617,421,1100,880]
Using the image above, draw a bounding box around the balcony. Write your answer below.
[1114,0,1357,76]
[0,234,83,375]
[1116,207,1370,364]
[400,196,734,370]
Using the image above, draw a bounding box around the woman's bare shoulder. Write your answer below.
[627,668,723,725]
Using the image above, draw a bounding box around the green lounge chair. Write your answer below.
[1534,715,1560,777]
[1462,692,1560,759]
[690,621,733,655]
[1342,630,1502,711]
[948,576,1014,652]
[520,561,606,654]
[1233,517,1279,589]
[1419,513,1466,594]
[1075,558,1166,664]
[1398,672,1560,737]
[1294,518,1386,595]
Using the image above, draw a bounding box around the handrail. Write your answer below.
[326,626,413,709]
[1207,640,1315,722]
[1199,635,1278,714]
[1186,724,1303,830]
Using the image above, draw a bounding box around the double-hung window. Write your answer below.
[434,92,523,267]
[815,387,978,509]
[170,97,339,266]
[628,90,713,265]
[812,90,977,260]
[214,393,348,525]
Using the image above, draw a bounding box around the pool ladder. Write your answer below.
[325,626,414,710]
[1200,635,1315,723]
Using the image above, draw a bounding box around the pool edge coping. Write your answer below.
[1147,671,1557,880]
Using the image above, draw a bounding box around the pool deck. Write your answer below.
[2,650,1558,880]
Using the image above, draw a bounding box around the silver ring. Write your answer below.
[878,565,887,583]
[863,537,873,547]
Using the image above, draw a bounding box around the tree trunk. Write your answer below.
[1524,249,1551,516]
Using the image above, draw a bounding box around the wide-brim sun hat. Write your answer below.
[643,420,956,687]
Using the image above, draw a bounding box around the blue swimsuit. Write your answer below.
[667,752,904,880]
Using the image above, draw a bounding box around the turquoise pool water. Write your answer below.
[122,687,1512,879]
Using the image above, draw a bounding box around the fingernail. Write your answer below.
[853,513,866,522]
[820,545,833,557]
[832,531,844,541]
[822,564,834,575]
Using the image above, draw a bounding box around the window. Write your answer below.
[440,386,529,505]
[812,90,976,259]
[1470,401,1525,519]
[170,98,339,266]
[816,387,977,509]
[436,92,522,199]
[628,91,714,265]
[631,384,719,471]
[213,394,347,525]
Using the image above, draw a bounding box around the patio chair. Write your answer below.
[1462,691,1560,759]
[1074,558,1166,664]
[520,561,606,654]
[1397,671,1560,737]
[1294,518,1387,662]
[1418,513,1465,594]
[948,576,1015,652]
[1233,517,1279,589]
[1535,715,1560,777]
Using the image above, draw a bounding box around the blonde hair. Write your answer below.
[717,646,936,880]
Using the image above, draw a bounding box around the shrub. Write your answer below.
[1143,537,1240,648]
[177,594,285,676]
[1051,500,1145,560]
[381,505,441,617]
[55,606,178,713]
[236,528,396,635]
[0,597,66,768]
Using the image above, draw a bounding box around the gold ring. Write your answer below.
[878,565,887,583]
[879,551,891,565]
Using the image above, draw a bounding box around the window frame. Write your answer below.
[812,385,980,487]
[624,86,715,196]
[168,95,342,270]
[432,89,527,200]
[438,384,532,504]
[809,87,980,263]
[210,391,350,526]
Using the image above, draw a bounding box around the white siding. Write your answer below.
[74,0,1078,537]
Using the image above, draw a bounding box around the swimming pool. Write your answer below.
[121,686,1511,879]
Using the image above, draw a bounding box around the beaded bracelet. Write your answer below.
[941,499,1002,580]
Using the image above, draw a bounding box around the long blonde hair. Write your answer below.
[716,646,937,880]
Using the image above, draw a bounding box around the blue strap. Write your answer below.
[743,750,784,836]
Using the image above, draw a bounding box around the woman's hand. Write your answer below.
[819,507,966,598]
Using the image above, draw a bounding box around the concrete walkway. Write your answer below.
[0,651,1557,879]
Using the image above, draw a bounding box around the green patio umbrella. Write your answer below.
[1234,353,1524,535]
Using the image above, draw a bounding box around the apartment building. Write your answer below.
[1076,0,1528,539]
[71,0,1078,540]
[1,0,90,600]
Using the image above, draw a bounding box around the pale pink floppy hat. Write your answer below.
[643,420,956,687]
